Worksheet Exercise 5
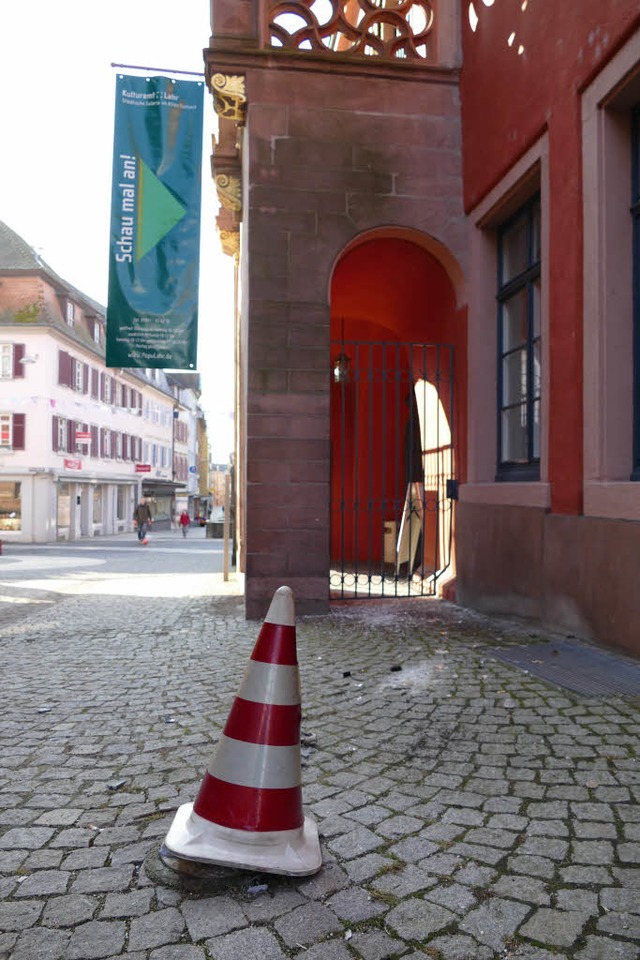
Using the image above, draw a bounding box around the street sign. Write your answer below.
[63,458,82,470]
[188,466,197,474]
[135,464,152,473]
[76,431,92,440]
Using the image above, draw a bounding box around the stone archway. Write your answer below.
[329,233,466,597]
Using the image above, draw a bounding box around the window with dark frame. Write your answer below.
[496,194,541,480]
[632,104,640,480]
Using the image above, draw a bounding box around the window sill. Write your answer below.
[459,482,551,508]
[584,482,640,521]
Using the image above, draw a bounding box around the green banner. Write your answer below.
[106,74,204,369]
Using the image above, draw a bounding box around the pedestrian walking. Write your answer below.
[133,497,153,544]
[179,509,191,538]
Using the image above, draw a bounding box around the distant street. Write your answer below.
[0,528,239,627]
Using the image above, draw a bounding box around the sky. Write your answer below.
[0,0,235,462]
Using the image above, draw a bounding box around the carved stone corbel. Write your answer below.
[211,73,247,124]
[219,229,240,259]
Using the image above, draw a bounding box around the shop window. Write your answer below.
[57,483,71,529]
[497,195,541,480]
[0,481,21,531]
[93,487,103,523]
[116,486,128,520]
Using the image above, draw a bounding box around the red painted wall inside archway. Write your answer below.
[329,237,466,564]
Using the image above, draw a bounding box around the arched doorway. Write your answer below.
[329,233,466,598]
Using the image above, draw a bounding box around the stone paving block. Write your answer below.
[61,846,110,869]
[491,874,550,905]
[555,888,598,912]
[128,906,187,950]
[347,929,406,960]
[328,886,387,922]
[290,941,353,959]
[149,946,213,960]
[385,897,457,939]
[370,863,438,896]
[617,842,640,863]
[576,934,640,958]
[376,814,424,838]
[572,840,615,864]
[242,888,307,923]
[343,852,395,882]
[449,841,507,865]
[560,865,613,886]
[71,864,134,893]
[274,901,343,947]
[181,896,247,940]
[42,893,98,928]
[34,807,84,826]
[386,836,440,862]
[455,863,497,886]
[0,933,18,957]
[507,854,556,878]
[14,867,71,897]
[204,926,287,960]
[48,828,93,848]
[326,825,385,859]
[519,907,591,947]
[66,920,126,959]
[518,837,569,859]
[100,888,154,918]
[597,911,640,939]
[0,898,43,930]
[426,934,493,959]
[458,897,530,950]
[8,926,70,960]
[0,825,54,849]
[298,860,350,899]
[0,850,27,873]
[424,881,477,914]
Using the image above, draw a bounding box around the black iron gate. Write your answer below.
[330,340,456,599]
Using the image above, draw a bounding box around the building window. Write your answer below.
[497,195,541,480]
[0,481,21,531]
[1,344,12,378]
[75,360,84,392]
[0,413,25,450]
[632,104,640,479]
[93,321,101,344]
[65,300,75,327]
[0,414,12,447]
[57,417,68,451]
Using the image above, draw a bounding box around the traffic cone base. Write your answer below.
[164,802,322,876]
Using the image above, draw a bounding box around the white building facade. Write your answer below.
[0,222,205,543]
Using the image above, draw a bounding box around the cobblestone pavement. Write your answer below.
[1,577,639,959]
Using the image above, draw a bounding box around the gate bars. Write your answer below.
[330,341,455,599]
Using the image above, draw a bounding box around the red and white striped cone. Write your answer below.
[163,585,322,876]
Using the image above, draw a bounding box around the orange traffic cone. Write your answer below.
[163,585,322,876]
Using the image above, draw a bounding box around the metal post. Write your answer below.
[223,472,231,581]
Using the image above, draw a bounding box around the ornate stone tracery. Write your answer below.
[269,0,434,61]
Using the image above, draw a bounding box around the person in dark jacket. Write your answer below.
[133,498,153,543]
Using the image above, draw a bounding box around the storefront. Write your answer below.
[0,480,21,533]
[141,479,186,529]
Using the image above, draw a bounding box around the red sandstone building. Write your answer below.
[204,1,640,657]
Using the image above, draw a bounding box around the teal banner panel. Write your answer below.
[106,74,204,369]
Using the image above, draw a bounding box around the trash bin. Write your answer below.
[205,521,215,539]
